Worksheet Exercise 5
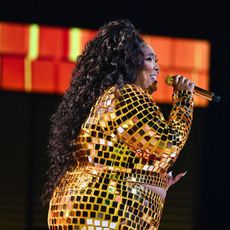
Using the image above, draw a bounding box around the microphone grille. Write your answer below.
[165,75,173,86]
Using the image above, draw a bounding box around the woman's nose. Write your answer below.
[155,63,160,73]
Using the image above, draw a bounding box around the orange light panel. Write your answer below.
[173,39,210,70]
[39,27,69,59]
[57,61,75,94]
[0,23,28,55]
[1,56,25,91]
[31,60,56,93]
[80,29,97,52]
[0,22,210,107]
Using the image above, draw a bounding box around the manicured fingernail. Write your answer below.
[183,171,187,176]
[168,171,173,176]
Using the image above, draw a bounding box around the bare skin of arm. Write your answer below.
[142,171,187,199]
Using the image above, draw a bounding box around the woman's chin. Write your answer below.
[147,83,157,94]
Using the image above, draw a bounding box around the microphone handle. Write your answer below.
[194,86,214,101]
[194,86,221,103]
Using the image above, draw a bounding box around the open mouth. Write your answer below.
[150,75,157,82]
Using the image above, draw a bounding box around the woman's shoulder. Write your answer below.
[123,83,143,91]
[101,84,149,102]
[119,84,146,95]
[120,84,156,104]
[103,83,144,93]
[101,84,142,97]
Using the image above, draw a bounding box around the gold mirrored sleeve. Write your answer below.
[114,84,194,161]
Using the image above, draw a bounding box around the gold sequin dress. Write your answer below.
[48,84,194,230]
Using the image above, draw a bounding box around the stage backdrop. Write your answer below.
[0,22,210,230]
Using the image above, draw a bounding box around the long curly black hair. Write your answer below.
[42,19,145,206]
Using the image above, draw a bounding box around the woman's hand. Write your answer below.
[166,171,187,190]
[173,75,195,92]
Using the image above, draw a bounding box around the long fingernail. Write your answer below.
[168,171,173,176]
[182,171,187,176]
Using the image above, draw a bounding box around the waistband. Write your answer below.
[72,164,168,189]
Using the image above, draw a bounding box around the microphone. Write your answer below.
[165,75,221,103]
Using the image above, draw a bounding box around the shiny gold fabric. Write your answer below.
[48,84,194,230]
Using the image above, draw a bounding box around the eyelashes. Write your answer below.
[145,57,158,63]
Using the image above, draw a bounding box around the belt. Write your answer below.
[73,164,168,189]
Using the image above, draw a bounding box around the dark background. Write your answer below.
[0,0,229,229]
